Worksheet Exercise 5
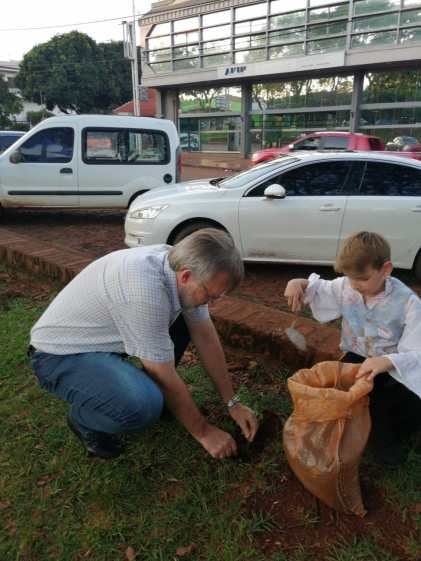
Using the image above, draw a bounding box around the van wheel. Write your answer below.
[413,250,421,280]
[171,221,223,245]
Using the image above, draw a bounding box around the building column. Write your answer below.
[241,82,252,158]
[350,71,364,132]
[161,89,179,125]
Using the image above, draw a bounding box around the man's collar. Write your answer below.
[164,254,182,313]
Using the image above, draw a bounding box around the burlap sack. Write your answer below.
[283,361,373,517]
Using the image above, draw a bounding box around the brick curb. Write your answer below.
[0,226,340,366]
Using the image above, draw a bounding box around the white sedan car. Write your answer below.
[125,152,421,279]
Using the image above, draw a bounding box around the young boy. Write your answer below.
[284,231,421,465]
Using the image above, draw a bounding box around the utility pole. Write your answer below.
[122,0,140,116]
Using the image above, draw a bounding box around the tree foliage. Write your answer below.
[16,31,132,114]
[0,78,23,128]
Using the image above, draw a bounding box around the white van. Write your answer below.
[0,115,180,209]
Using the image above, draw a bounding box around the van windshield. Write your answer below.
[219,156,298,189]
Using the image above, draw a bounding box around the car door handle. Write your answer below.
[60,167,73,174]
[319,204,340,211]
[410,205,421,212]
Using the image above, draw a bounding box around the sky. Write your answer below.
[0,0,152,61]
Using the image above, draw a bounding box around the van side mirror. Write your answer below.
[264,184,286,199]
[9,150,24,164]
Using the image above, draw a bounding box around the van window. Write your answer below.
[19,127,74,163]
[83,128,170,164]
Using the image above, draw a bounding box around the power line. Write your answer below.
[0,14,145,32]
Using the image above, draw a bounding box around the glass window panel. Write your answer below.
[148,36,171,50]
[269,43,305,58]
[149,61,172,73]
[235,34,266,49]
[270,11,306,29]
[202,53,232,68]
[148,48,171,62]
[400,26,421,43]
[354,0,400,15]
[127,131,168,163]
[353,13,398,32]
[202,25,231,40]
[173,31,199,45]
[21,127,74,163]
[308,21,347,38]
[309,4,349,22]
[271,0,306,13]
[401,8,421,25]
[363,70,421,103]
[202,39,231,54]
[403,0,421,6]
[360,162,421,196]
[179,88,242,114]
[173,45,199,59]
[173,58,199,71]
[269,28,305,44]
[149,22,171,37]
[202,10,231,26]
[308,36,346,52]
[360,107,421,126]
[235,48,267,63]
[235,3,267,21]
[276,161,352,196]
[235,18,267,34]
[173,17,198,32]
[352,30,396,47]
[311,0,348,5]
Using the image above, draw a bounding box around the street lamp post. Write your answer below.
[122,0,141,116]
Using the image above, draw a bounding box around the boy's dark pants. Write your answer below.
[342,352,421,458]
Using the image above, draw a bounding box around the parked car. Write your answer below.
[386,136,419,150]
[125,152,421,279]
[0,115,180,210]
[0,131,25,154]
[251,132,385,165]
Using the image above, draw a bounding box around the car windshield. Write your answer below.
[219,156,298,189]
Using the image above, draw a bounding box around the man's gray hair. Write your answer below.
[168,228,244,291]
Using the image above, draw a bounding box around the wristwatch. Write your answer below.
[226,394,241,409]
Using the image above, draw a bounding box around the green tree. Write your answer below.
[0,78,23,128]
[16,32,131,114]
[26,109,55,127]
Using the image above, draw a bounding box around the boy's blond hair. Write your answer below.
[335,231,391,275]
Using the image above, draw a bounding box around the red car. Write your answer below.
[251,131,385,165]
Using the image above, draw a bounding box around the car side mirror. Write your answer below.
[9,150,24,164]
[264,184,286,199]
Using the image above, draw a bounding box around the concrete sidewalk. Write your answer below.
[0,226,340,369]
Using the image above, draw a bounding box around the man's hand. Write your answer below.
[229,403,259,442]
[196,424,237,459]
[356,356,393,381]
[284,279,308,312]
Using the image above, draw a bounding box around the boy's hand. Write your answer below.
[284,279,308,312]
[356,356,393,381]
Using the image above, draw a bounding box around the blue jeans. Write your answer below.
[31,315,190,436]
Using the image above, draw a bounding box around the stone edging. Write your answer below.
[0,226,340,367]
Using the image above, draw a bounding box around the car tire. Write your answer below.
[171,221,224,245]
[413,250,421,281]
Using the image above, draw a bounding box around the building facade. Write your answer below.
[139,0,421,157]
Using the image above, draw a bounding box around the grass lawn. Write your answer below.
[0,266,420,561]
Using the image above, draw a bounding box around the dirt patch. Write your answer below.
[0,263,58,308]
[245,464,419,560]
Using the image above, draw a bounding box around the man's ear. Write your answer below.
[383,260,393,276]
[178,268,193,285]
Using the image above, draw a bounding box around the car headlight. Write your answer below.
[128,205,168,220]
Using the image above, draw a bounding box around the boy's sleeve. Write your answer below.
[386,295,421,398]
[303,273,345,323]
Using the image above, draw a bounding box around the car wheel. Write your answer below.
[413,250,421,281]
[171,221,224,245]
